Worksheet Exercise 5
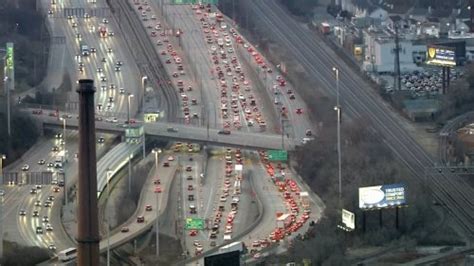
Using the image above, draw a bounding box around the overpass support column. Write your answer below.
[76,79,100,266]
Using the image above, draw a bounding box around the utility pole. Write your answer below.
[333,67,342,203]
[0,154,6,259]
[393,23,401,91]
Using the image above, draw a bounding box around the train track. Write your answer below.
[108,0,179,122]
[247,0,474,236]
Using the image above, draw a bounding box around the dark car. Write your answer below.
[218,130,231,135]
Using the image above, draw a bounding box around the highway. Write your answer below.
[1,0,146,255]
[42,152,178,265]
[249,0,474,235]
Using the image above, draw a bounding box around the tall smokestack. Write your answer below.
[76,79,100,266]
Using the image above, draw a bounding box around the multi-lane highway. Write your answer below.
[249,0,474,234]
[3,1,327,264]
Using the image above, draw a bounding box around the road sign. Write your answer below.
[185,218,205,230]
[268,150,288,161]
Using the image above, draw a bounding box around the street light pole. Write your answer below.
[0,154,6,259]
[60,117,68,207]
[128,154,133,195]
[126,93,134,124]
[106,169,112,266]
[152,148,162,257]
[332,67,342,202]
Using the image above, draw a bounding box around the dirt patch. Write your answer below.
[139,234,184,265]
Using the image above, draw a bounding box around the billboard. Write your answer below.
[359,183,406,209]
[204,250,240,266]
[185,218,205,230]
[342,209,355,230]
[426,45,456,67]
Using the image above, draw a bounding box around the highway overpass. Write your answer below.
[37,115,297,151]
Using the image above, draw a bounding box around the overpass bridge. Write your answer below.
[38,115,296,151]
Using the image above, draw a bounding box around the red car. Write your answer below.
[296,108,303,114]
[154,186,162,193]
[189,230,197,236]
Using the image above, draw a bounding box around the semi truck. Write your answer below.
[80,42,89,56]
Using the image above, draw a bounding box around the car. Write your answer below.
[48,244,56,251]
[36,226,43,234]
[187,175,193,181]
[167,127,178,133]
[188,194,195,201]
[107,47,113,53]
[189,230,197,236]
[154,186,162,193]
[188,185,194,191]
[46,223,53,231]
[48,195,55,201]
[296,108,303,114]
[305,129,312,137]
[44,201,52,207]
[108,31,115,37]
[289,94,296,100]
[21,164,30,171]
[53,186,60,193]
[116,60,123,66]
[38,159,46,165]
[32,210,39,217]
[145,205,152,211]
[102,18,109,24]
[186,166,192,172]
[153,179,161,185]
[97,137,105,143]
[121,227,130,233]
[167,156,175,161]
[137,216,145,223]
[19,209,26,216]
[34,200,41,207]
[30,188,37,194]
[163,162,170,167]
[43,216,49,223]
[115,66,121,72]
[218,130,231,135]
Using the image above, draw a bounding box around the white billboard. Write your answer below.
[359,183,406,209]
[342,209,355,230]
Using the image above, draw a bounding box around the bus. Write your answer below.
[58,247,77,262]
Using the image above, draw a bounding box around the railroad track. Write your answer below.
[248,0,474,236]
[108,0,179,122]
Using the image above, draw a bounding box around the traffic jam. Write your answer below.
[133,0,202,125]
[192,4,270,133]
[257,150,311,246]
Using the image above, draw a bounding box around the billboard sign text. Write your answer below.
[359,183,406,209]
[426,45,456,67]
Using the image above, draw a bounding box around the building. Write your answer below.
[363,27,426,73]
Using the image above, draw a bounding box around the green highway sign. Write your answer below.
[268,150,288,161]
[185,218,205,230]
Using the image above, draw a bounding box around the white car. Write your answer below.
[22,164,30,171]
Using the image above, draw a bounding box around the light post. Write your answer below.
[106,168,113,266]
[141,76,147,93]
[60,117,67,150]
[128,153,133,195]
[126,93,134,124]
[0,154,6,259]
[151,148,162,257]
[60,117,68,207]
[332,67,342,203]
